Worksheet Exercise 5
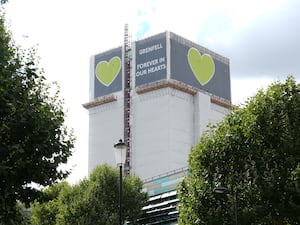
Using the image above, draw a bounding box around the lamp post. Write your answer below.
[114,139,127,225]
[213,187,238,225]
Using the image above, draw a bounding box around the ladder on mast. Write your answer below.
[123,24,131,176]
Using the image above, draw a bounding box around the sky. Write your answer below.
[2,0,300,184]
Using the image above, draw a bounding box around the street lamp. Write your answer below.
[114,139,127,225]
[213,187,239,225]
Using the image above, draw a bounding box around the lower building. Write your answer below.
[139,167,189,225]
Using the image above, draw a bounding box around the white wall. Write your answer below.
[88,96,123,175]
[87,87,231,179]
[131,87,194,179]
[130,88,231,180]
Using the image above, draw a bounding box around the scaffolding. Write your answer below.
[123,24,131,175]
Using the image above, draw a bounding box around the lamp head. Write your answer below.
[113,139,127,166]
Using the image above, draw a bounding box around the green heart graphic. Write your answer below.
[187,47,215,85]
[95,56,121,87]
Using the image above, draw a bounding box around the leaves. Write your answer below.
[178,76,300,225]
[0,12,74,224]
[31,164,148,225]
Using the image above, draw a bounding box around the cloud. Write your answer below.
[226,0,300,79]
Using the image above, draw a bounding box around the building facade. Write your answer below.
[83,31,233,224]
[84,31,232,181]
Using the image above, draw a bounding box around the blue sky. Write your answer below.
[3,0,300,183]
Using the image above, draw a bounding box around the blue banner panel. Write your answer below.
[170,33,231,101]
[94,47,122,98]
[135,33,167,87]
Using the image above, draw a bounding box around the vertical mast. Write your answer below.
[124,24,131,175]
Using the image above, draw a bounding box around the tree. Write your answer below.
[178,77,300,225]
[31,164,148,225]
[0,12,74,224]
[0,0,8,5]
[31,181,70,225]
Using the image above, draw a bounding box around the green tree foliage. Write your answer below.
[0,13,74,224]
[31,164,149,225]
[178,77,300,225]
[0,1,8,5]
[31,182,70,225]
